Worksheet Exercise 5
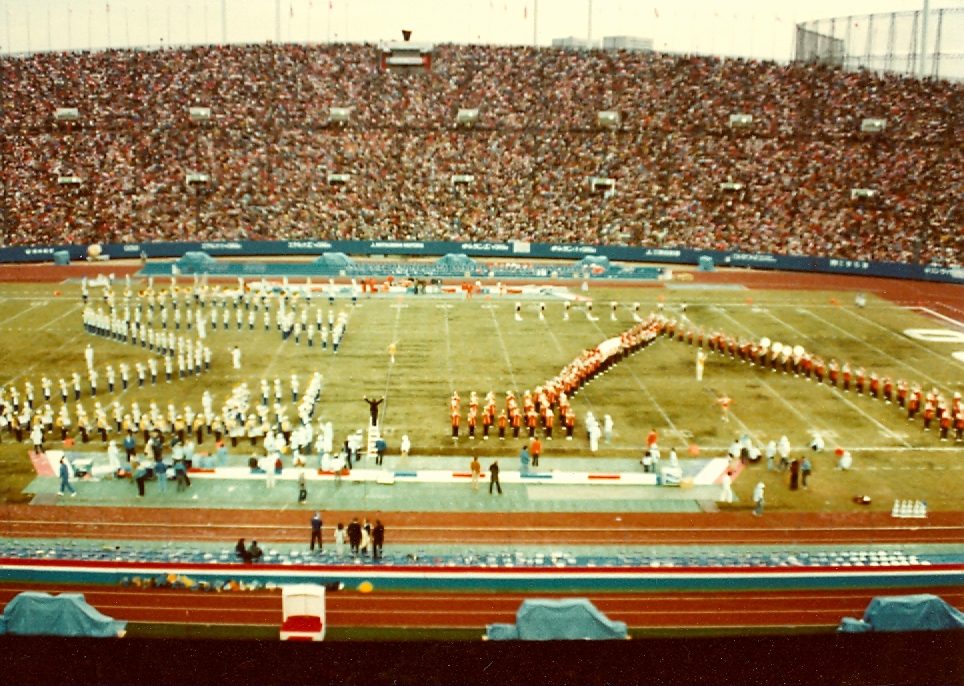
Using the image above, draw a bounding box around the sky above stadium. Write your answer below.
[0,0,955,63]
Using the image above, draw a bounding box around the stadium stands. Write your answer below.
[0,44,961,266]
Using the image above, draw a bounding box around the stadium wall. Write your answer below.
[5,240,964,286]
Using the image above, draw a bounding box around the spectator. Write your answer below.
[0,45,959,267]
[347,517,361,556]
[372,520,384,560]
[310,511,323,552]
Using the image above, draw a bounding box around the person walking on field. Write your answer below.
[489,459,502,495]
[752,482,765,516]
[310,511,323,552]
[58,457,76,497]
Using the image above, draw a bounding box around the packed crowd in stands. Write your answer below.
[0,43,961,266]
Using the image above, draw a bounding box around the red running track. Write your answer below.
[3,505,963,545]
[2,583,962,630]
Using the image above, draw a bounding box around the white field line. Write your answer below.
[488,305,519,392]
[753,375,834,434]
[846,306,964,373]
[701,384,756,441]
[762,310,811,340]
[911,306,964,332]
[0,300,48,328]
[931,301,964,318]
[380,303,404,423]
[799,308,946,389]
[542,316,595,412]
[723,308,851,437]
[441,307,455,394]
[38,303,84,332]
[5,310,90,387]
[709,306,910,448]
[587,318,682,439]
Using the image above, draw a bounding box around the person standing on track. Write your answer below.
[347,517,362,556]
[372,520,384,560]
[311,511,324,553]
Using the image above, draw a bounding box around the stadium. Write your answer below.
[0,0,963,682]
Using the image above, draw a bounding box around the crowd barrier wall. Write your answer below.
[4,240,963,286]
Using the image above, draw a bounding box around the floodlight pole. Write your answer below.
[919,0,929,78]
[276,0,281,44]
[533,0,537,46]
[587,0,592,46]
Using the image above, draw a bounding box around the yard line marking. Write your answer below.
[911,306,964,331]
[826,388,913,448]
[709,308,831,433]
[762,310,810,341]
[754,375,835,434]
[706,306,911,448]
[0,301,46,328]
[38,303,84,332]
[542,316,594,412]
[586,318,681,436]
[702,385,756,441]
[844,306,964,373]
[441,307,455,394]
[933,302,964,319]
[798,308,945,389]
[488,306,519,392]
[379,301,404,424]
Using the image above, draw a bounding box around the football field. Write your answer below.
[0,278,962,512]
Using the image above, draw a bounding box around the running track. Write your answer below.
[3,583,961,630]
[4,506,964,545]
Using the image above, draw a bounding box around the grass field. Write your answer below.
[0,278,962,512]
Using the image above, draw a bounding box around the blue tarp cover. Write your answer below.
[574,255,611,271]
[434,253,479,271]
[312,252,355,267]
[838,594,964,633]
[175,251,218,270]
[486,598,628,640]
[0,592,126,637]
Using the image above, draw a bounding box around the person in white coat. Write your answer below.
[765,440,777,470]
[588,422,601,452]
[720,472,734,503]
[777,436,792,470]
[752,482,765,516]
[603,415,613,443]
[231,346,242,370]
[399,434,411,465]
[809,432,825,452]
[107,440,121,473]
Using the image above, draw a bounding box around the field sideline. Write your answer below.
[0,271,962,513]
